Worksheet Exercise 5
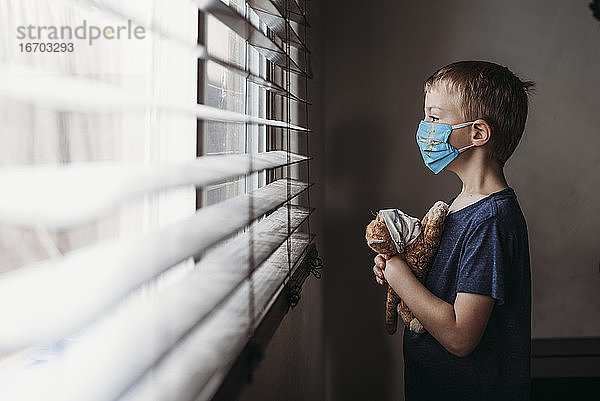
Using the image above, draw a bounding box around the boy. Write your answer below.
[372,61,534,401]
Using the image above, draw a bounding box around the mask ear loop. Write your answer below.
[451,121,476,129]
[457,143,476,153]
[452,121,477,153]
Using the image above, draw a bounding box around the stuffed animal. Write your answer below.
[365,201,449,334]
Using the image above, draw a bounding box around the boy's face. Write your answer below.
[424,84,474,152]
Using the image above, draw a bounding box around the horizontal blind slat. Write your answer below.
[0,206,312,401]
[271,0,309,25]
[0,150,308,227]
[119,232,314,401]
[246,0,309,51]
[70,0,294,96]
[0,66,310,131]
[206,56,287,97]
[196,0,310,77]
[0,179,310,355]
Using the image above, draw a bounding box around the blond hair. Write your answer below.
[425,61,535,167]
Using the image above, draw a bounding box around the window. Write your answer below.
[0,0,316,399]
[202,2,267,206]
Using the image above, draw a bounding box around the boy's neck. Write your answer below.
[452,153,509,197]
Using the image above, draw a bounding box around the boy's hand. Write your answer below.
[373,253,392,285]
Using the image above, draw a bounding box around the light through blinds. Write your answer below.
[0,0,318,400]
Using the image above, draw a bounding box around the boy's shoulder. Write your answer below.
[446,187,525,234]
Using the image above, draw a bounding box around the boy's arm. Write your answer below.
[382,254,495,357]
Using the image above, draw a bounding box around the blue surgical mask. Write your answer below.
[415,120,476,174]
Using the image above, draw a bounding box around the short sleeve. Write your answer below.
[456,217,509,306]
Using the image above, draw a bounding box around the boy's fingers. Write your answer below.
[374,255,386,268]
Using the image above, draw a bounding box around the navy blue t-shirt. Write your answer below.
[403,187,531,401]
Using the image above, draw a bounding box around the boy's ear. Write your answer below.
[471,119,492,145]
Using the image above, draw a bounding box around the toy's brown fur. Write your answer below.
[365,201,449,334]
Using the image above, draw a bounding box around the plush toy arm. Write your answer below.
[385,285,401,335]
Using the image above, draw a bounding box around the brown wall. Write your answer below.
[321,0,600,400]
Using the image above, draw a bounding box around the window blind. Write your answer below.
[0,1,317,400]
